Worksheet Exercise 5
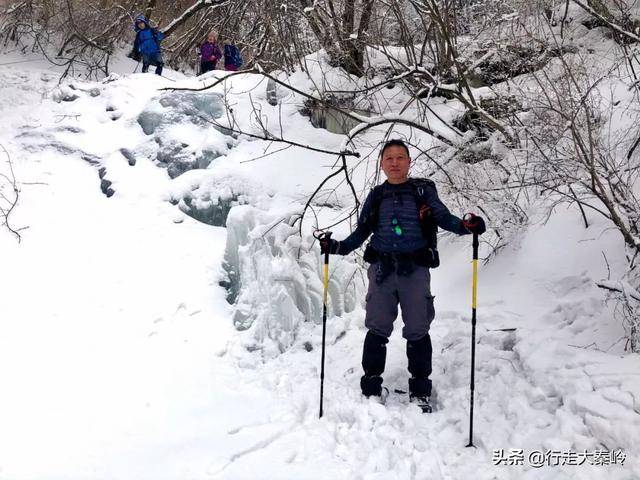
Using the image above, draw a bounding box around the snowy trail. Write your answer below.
[219,299,638,480]
[0,58,638,480]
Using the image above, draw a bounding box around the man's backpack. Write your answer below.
[363,178,440,268]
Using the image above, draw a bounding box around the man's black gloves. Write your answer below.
[463,213,486,235]
[319,237,340,255]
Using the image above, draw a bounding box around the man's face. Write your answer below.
[380,145,410,184]
[137,21,146,29]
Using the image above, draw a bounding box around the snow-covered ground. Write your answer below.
[0,47,639,480]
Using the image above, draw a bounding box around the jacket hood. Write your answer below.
[133,15,148,31]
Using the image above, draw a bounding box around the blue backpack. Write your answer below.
[226,44,243,68]
[233,47,243,68]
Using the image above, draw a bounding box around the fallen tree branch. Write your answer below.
[596,280,640,302]
[571,0,640,43]
[0,145,23,242]
[162,0,231,37]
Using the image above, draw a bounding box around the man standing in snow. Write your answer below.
[319,139,486,412]
[132,15,165,76]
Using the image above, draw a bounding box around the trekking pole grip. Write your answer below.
[322,232,332,296]
[472,233,479,259]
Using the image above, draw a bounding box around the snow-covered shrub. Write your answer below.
[455,140,502,164]
[51,86,80,103]
[223,205,365,358]
[453,95,523,142]
[612,286,640,353]
[471,43,561,86]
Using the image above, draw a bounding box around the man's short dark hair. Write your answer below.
[380,139,410,159]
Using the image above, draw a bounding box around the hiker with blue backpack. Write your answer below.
[319,139,486,413]
[131,15,165,76]
[223,39,243,71]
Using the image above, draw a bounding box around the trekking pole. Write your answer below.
[466,232,479,448]
[314,230,332,418]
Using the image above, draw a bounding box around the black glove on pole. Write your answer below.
[315,230,332,418]
[462,213,486,236]
[466,232,479,447]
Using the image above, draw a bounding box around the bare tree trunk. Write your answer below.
[299,0,374,75]
[145,0,158,22]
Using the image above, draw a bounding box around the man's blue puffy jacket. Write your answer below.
[134,16,164,56]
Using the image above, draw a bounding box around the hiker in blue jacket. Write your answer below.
[133,15,165,76]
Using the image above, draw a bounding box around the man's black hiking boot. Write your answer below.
[410,394,433,413]
[409,376,433,413]
[361,374,383,397]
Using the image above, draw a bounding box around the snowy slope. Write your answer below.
[0,48,638,480]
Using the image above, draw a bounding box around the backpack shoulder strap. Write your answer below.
[409,178,439,245]
[408,177,435,200]
[363,184,385,230]
[372,183,385,205]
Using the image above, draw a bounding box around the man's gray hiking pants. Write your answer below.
[360,262,435,397]
[364,263,435,341]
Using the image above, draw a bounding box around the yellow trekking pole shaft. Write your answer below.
[466,233,479,447]
[323,261,329,306]
[319,232,332,418]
